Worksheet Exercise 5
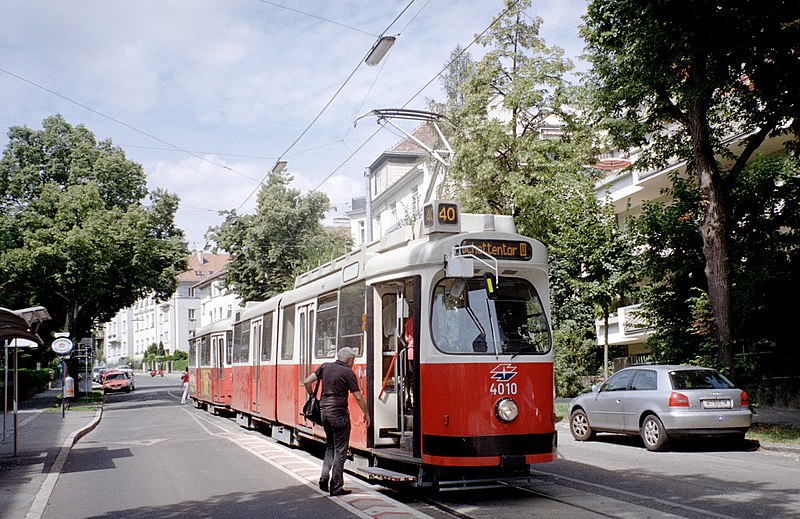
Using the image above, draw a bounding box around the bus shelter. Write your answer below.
[1,306,50,456]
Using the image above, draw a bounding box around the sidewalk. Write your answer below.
[0,387,102,519]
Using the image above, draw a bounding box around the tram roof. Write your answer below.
[293,212,546,290]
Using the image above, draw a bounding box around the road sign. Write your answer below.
[52,337,74,355]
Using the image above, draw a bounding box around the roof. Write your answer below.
[177,251,229,284]
[387,123,438,154]
[0,307,44,344]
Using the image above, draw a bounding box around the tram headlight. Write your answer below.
[495,397,519,423]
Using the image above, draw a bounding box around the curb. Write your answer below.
[25,405,103,519]
[758,441,800,455]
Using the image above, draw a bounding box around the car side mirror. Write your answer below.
[591,384,600,393]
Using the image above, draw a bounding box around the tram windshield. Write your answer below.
[431,277,551,355]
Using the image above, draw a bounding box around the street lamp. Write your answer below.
[365,36,396,66]
[271,160,287,175]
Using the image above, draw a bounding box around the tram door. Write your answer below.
[251,318,263,413]
[211,333,225,403]
[298,303,315,422]
[373,278,418,452]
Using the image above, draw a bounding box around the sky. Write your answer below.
[1,0,587,250]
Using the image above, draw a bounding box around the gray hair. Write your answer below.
[336,347,356,362]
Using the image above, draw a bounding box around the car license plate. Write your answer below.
[702,399,732,409]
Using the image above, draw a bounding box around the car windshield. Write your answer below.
[431,277,550,355]
[670,369,733,390]
[106,373,126,381]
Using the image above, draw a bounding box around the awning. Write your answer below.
[0,307,44,345]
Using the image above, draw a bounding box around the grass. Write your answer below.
[555,402,569,423]
[747,423,800,445]
[44,390,103,412]
[555,401,800,444]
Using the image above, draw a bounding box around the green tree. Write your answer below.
[582,0,800,369]
[0,115,188,350]
[441,0,612,387]
[209,171,350,301]
[632,156,800,387]
[551,189,637,379]
[446,0,588,241]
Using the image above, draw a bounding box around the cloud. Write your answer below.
[2,0,588,249]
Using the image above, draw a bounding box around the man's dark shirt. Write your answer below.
[315,360,359,419]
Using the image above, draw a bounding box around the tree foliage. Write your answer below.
[441,0,624,390]
[209,171,351,302]
[633,155,800,386]
[0,115,188,349]
[446,0,591,241]
[582,0,800,368]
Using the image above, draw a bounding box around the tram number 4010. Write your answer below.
[490,382,518,396]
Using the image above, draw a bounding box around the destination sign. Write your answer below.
[424,202,459,227]
[460,239,533,261]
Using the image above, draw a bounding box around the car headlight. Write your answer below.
[495,397,519,423]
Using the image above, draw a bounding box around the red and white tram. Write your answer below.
[189,201,557,489]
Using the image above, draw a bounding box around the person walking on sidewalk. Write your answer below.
[303,347,370,497]
[180,367,190,404]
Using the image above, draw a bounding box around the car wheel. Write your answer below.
[641,414,669,451]
[570,409,595,441]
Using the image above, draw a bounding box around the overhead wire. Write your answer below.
[236,0,419,211]
[312,0,518,193]
[256,0,377,37]
[0,66,262,184]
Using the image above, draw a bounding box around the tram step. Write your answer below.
[358,466,417,483]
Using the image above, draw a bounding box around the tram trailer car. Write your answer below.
[188,317,233,414]
[189,201,557,490]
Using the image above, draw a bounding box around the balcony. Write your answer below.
[595,304,653,347]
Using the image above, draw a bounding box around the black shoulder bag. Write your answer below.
[302,377,322,426]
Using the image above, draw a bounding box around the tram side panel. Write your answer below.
[276,362,301,426]
[231,364,253,413]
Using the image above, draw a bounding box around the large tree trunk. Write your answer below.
[686,103,735,370]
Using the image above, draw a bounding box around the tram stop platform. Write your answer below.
[0,386,102,519]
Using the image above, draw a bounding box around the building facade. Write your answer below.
[102,251,229,365]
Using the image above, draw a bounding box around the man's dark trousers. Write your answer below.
[321,414,351,494]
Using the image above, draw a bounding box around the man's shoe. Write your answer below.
[319,480,329,492]
[330,488,352,497]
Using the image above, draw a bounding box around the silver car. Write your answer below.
[568,365,751,451]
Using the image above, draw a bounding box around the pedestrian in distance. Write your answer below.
[303,347,370,497]
[180,367,190,404]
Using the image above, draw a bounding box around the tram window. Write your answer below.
[338,282,365,355]
[431,277,551,355]
[316,293,338,358]
[226,331,233,364]
[261,312,273,361]
[199,336,210,366]
[189,340,197,368]
[281,304,295,360]
[233,322,250,364]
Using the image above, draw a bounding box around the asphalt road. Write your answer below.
[41,374,800,519]
[42,374,359,519]
[427,422,800,518]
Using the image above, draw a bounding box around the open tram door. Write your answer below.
[372,277,420,457]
